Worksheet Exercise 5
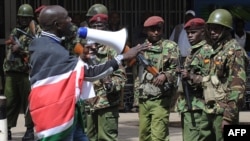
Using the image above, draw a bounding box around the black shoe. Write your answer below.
[22,128,34,141]
[8,130,12,140]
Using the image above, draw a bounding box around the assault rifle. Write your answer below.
[16,28,35,39]
[136,53,159,77]
[5,28,35,61]
[178,55,192,110]
[136,53,173,91]
[5,35,21,61]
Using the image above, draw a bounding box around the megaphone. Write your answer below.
[78,27,127,54]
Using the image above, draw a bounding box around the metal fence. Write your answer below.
[19,0,187,42]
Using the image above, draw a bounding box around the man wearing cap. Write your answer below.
[84,13,127,141]
[133,15,179,141]
[176,18,214,141]
[197,9,248,141]
[169,10,196,61]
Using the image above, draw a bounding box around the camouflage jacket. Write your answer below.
[204,39,248,123]
[85,45,127,111]
[63,24,80,55]
[176,40,214,113]
[136,39,179,100]
[3,22,38,73]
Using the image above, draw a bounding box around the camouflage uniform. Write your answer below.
[198,9,249,141]
[176,40,214,141]
[198,39,248,141]
[3,25,37,130]
[132,75,140,111]
[136,38,179,141]
[85,45,127,141]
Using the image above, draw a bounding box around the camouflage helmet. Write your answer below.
[18,4,34,17]
[86,4,108,17]
[207,9,232,29]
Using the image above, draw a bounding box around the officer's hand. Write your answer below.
[221,119,230,132]
[122,43,151,60]
[176,66,181,74]
[181,69,190,79]
[153,74,166,86]
[11,44,20,52]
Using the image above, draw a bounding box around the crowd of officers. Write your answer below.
[1,2,249,141]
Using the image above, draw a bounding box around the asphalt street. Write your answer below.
[7,111,250,141]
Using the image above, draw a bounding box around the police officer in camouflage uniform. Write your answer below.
[198,9,248,141]
[134,16,179,141]
[176,18,214,141]
[84,13,127,141]
[85,3,108,26]
[86,4,108,17]
[3,4,38,141]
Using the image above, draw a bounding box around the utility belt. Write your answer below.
[139,93,168,101]
[138,82,173,100]
[85,104,118,114]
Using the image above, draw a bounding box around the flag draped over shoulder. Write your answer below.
[29,59,85,141]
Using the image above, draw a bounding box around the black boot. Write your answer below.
[8,128,12,140]
[22,127,34,141]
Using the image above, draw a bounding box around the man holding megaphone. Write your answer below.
[28,5,150,141]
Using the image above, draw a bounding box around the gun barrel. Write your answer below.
[16,28,34,39]
[178,55,192,111]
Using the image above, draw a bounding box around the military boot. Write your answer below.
[22,127,34,141]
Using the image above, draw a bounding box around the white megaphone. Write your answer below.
[77,27,127,54]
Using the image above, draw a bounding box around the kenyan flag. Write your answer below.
[29,60,85,140]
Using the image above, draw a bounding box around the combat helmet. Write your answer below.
[86,4,108,17]
[207,9,232,29]
[18,4,34,17]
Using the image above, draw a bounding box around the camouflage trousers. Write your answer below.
[4,72,33,128]
[86,106,119,141]
[139,96,171,141]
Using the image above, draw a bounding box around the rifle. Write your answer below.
[16,28,35,39]
[122,43,159,77]
[136,53,159,77]
[5,27,34,61]
[137,53,175,92]
[178,55,192,110]
[5,35,21,61]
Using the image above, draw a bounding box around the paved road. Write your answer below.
[8,111,250,141]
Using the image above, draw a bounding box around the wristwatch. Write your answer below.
[114,54,124,65]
